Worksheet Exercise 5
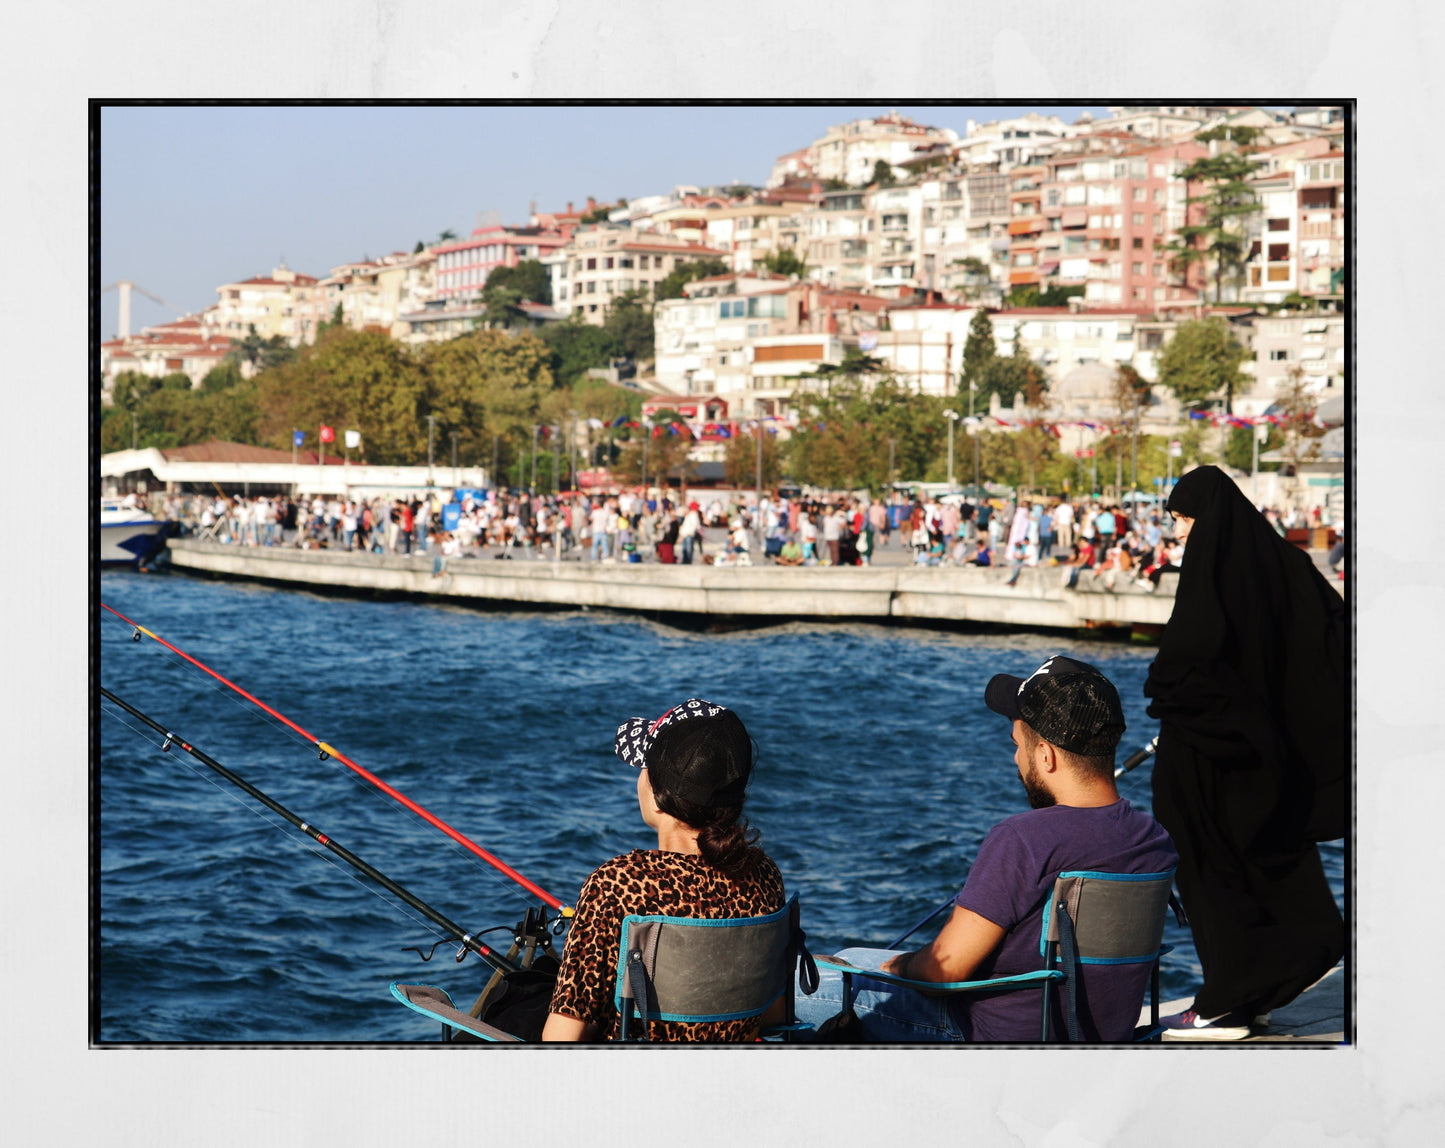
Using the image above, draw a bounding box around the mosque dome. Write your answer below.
[1050,361,1121,420]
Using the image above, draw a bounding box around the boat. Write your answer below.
[100,498,172,566]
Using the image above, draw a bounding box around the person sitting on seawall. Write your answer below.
[1147,466,1345,1040]
[793,656,1176,1042]
[776,535,805,566]
[542,698,787,1042]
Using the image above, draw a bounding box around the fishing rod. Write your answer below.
[100,602,571,917]
[1114,735,1158,779]
[893,735,1163,949]
[100,686,519,975]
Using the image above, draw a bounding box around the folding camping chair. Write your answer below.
[813,869,1175,1042]
[615,894,817,1041]
[391,894,819,1043]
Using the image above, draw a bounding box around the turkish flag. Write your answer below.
[319,425,335,443]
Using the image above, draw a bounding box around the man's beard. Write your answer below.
[1020,764,1056,809]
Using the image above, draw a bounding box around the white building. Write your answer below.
[956,113,1070,170]
[800,112,960,187]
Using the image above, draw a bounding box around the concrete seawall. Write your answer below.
[165,538,1187,634]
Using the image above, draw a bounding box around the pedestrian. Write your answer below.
[1147,466,1345,1040]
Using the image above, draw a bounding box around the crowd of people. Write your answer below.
[149,486,1341,590]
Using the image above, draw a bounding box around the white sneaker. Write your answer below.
[1159,1008,1254,1041]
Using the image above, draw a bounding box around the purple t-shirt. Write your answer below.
[953,799,1177,1042]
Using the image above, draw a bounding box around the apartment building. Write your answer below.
[547,225,727,322]
[1240,140,1346,304]
[321,249,436,337]
[654,274,886,416]
[800,111,960,187]
[805,187,873,290]
[1006,141,1209,306]
[1235,310,1346,415]
[212,265,325,346]
[433,224,572,305]
[955,113,1069,170]
[100,313,233,401]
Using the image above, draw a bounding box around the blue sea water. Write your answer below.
[96,570,1345,1043]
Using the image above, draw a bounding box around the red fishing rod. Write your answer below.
[101,685,519,975]
[101,601,571,916]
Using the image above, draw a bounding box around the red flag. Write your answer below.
[319,425,335,443]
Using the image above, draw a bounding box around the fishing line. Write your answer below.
[107,622,544,908]
[101,700,454,948]
[101,602,570,915]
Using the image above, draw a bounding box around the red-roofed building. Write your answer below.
[434,224,572,305]
[213,264,325,347]
[321,249,436,337]
[100,316,234,403]
[549,226,728,324]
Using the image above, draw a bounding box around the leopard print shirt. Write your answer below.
[549,848,786,1042]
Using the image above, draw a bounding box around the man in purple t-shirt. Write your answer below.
[795,655,1177,1042]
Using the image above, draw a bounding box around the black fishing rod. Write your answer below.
[1114,735,1158,779]
[891,735,1163,949]
[100,686,519,976]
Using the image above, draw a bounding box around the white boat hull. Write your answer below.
[100,509,171,566]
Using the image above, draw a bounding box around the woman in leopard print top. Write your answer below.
[542,699,785,1042]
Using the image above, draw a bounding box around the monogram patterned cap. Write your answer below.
[614,697,731,768]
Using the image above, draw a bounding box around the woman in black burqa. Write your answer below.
[1145,466,1345,1031]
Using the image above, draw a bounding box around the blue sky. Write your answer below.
[99,103,1111,338]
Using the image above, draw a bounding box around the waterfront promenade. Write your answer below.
[166,536,1194,632]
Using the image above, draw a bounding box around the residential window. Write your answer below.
[620,279,633,291]
[1268,218,1290,232]
[605,257,614,270]
[587,257,597,271]
[1152,263,1163,278]
[638,255,649,269]
[1132,263,1144,276]
[1153,187,1164,203]
[1269,349,1290,361]
[1133,187,1147,201]
[1132,212,1145,226]
[586,281,596,294]
[1133,237,1144,250]
[620,257,634,269]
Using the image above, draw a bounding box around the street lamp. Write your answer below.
[944,409,960,487]
[427,414,436,491]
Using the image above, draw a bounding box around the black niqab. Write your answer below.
[1147,466,1345,844]
[1143,466,1346,1017]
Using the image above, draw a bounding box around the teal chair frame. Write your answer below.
[615,894,817,1041]
[815,869,1176,1043]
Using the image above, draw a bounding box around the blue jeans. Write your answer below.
[794,947,967,1042]
[592,534,610,562]
[681,535,694,564]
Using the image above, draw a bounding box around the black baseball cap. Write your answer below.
[614,698,751,805]
[984,655,1126,756]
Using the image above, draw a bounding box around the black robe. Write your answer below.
[1144,466,1345,1017]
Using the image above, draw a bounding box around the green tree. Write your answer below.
[786,375,945,490]
[655,257,730,302]
[602,289,654,362]
[1175,151,1261,302]
[485,259,552,304]
[258,328,429,464]
[199,360,245,393]
[723,424,784,488]
[541,315,616,387]
[478,285,526,330]
[978,334,1045,410]
[1156,317,1251,413]
[869,158,897,188]
[761,247,807,278]
[1224,423,1282,473]
[961,307,997,399]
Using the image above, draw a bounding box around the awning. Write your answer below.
[1008,216,1046,236]
[1061,208,1088,227]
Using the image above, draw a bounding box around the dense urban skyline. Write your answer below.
[99,103,1113,338]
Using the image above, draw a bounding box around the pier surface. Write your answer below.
[165,538,1189,632]
[1145,964,1346,1043]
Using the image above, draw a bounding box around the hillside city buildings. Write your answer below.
[101,105,1348,464]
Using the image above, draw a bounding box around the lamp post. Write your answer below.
[530,424,539,495]
[944,409,960,487]
[754,401,765,553]
[451,431,459,488]
[427,414,436,491]
[969,379,981,491]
